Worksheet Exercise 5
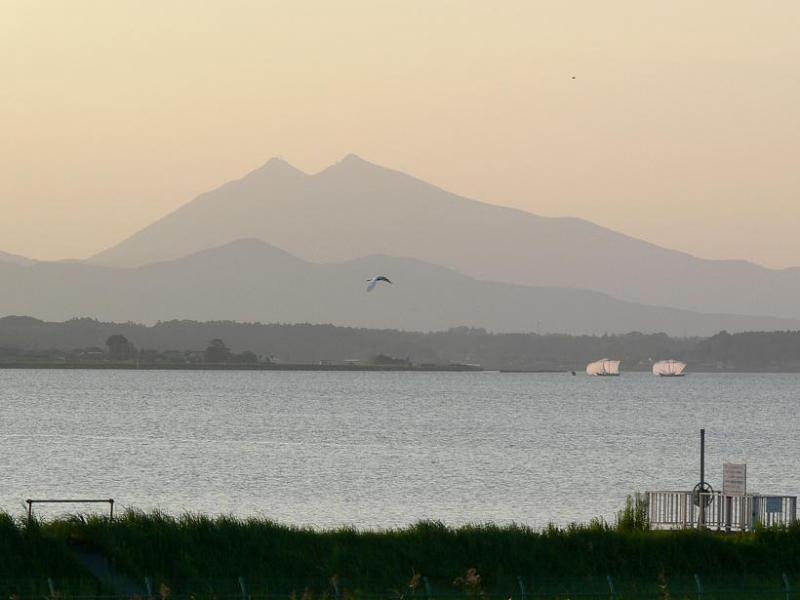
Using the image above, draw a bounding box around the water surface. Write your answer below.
[0,370,796,528]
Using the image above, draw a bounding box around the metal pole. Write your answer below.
[699,428,706,528]
[700,429,705,489]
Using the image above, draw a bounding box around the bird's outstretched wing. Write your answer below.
[366,275,392,292]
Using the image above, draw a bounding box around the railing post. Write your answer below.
[606,575,617,600]
[783,573,791,600]
[751,496,761,530]
[684,491,689,528]
[47,578,57,599]
[239,576,249,600]
[145,576,153,600]
[724,495,732,532]
[694,574,704,600]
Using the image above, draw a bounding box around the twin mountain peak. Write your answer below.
[2,155,800,331]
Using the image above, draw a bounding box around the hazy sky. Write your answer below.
[2,1,799,266]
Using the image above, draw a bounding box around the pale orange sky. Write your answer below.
[1,1,799,266]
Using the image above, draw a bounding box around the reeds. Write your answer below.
[1,510,799,598]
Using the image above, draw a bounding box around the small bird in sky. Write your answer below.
[366,275,392,292]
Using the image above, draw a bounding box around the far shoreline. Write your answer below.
[0,362,799,373]
[0,361,484,372]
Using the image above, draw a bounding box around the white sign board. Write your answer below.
[723,463,746,496]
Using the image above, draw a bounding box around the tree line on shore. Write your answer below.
[1,315,800,370]
[104,333,261,364]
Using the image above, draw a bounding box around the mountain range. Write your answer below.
[90,154,800,320]
[0,238,797,335]
[2,154,799,334]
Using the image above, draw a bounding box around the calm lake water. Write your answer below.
[0,369,797,528]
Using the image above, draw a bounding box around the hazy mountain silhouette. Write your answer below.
[5,238,799,335]
[91,155,800,319]
[0,250,35,266]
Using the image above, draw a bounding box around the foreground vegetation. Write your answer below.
[2,509,799,599]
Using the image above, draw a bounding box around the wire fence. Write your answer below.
[1,573,798,600]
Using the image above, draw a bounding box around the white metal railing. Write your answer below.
[646,490,797,531]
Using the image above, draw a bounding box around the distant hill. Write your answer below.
[0,250,35,266]
[3,239,800,335]
[92,154,800,319]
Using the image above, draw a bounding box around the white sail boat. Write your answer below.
[652,359,687,377]
[586,359,621,376]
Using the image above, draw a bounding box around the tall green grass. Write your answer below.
[0,512,103,597]
[2,509,799,598]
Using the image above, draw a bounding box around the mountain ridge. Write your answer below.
[89,155,800,319]
[0,250,36,266]
[2,238,798,336]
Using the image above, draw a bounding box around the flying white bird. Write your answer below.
[366,275,392,292]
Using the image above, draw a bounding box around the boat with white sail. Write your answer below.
[586,358,621,376]
[652,359,687,377]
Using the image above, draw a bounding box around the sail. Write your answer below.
[586,358,621,375]
[586,360,604,375]
[652,359,687,376]
[605,360,621,375]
